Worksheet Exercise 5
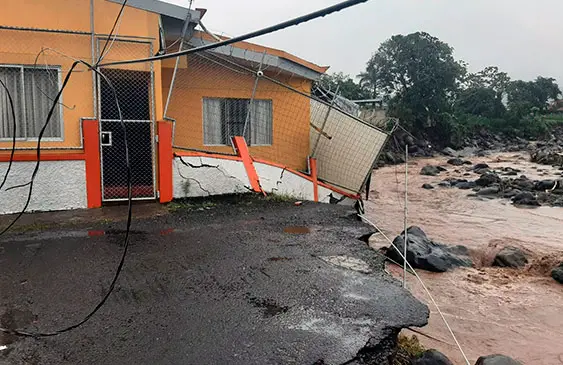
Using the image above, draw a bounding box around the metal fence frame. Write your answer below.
[95,37,157,202]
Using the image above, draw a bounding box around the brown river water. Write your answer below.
[365,152,563,365]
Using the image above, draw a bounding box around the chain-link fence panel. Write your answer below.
[165,38,388,192]
[97,39,156,201]
[0,27,94,148]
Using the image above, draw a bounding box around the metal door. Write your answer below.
[99,68,155,201]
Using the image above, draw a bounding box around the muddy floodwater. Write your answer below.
[366,152,563,365]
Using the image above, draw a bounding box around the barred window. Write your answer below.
[203,97,272,146]
[0,65,63,140]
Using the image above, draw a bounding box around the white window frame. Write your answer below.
[0,64,64,142]
[202,97,273,147]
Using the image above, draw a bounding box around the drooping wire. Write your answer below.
[357,215,471,365]
[0,78,17,190]
[96,0,128,65]
[0,63,134,338]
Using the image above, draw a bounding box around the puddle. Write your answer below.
[248,297,289,318]
[283,226,310,234]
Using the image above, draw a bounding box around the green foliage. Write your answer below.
[365,32,466,134]
[507,77,561,117]
[455,87,506,118]
[318,72,369,100]
[393,334,426,365]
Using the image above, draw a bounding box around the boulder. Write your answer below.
[413,349,453,365]
[422,184,434,190]
[447,158,472,166]
[475,354,523,365]
[420,165,442,176]
[512,176,534,191]
[551,262,563,284]
[474,167,491,175]
[387,226,472,272]
[456,181,477,190]
[476,173,501,187]
[473,163,490,170]
[493,247,528,268]
[502,189,521,199]
[438,181,451,187]
[512,191,540,206]
[534,179,556,191]
[476,186,500,196]
[442,147,457,157]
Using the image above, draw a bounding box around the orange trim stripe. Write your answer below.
[232,136,262,193]
[175,150,360,200]
[0,152,85,162]
[157,121,173,203]
[83,120,102,208]
[309,157,319,202]
[253,158,360,200]
[174,150,243,162]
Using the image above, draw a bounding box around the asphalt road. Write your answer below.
[0,196,428,365]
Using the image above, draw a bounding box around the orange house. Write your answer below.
[0,0,358,215]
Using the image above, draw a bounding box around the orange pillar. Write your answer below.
[232,136,262,193]
[309,157,319,202]
[157,121,173,203]
[83,119,102,208]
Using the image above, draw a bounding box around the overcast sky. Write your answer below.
[164,0,562,83]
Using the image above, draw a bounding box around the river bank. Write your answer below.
[366,151,563,364]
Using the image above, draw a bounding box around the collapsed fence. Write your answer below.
[164,32,389,194]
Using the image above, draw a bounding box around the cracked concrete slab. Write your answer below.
[0,196,428,365]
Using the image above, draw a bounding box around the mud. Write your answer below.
[367,152,563,365]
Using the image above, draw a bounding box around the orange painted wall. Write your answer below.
[163,56,312,171]
[0,0,163,150]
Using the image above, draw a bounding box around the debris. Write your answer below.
[294,201,303,206]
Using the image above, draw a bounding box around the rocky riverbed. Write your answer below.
[366,151,563,365]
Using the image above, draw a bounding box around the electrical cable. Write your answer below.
[0,0,368,338]
[0,78,17,190]
[0,63,133,338]
[357,214,471,365]
[97,0,128,65]
[98,0,368,67]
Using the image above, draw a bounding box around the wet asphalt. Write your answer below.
[0,196,428,365]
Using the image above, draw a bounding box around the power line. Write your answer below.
[98,0,368,67]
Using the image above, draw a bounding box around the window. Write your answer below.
[0,65,63,140]
[203,97,272,146]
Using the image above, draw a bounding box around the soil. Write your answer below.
[366,152,563,365]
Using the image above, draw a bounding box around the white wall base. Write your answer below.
[173,156,356,205]
[0,160,87,215]
[173,156,251,198]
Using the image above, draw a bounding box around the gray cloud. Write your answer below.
[165,0,563,82]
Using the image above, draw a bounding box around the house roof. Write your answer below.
[188,30,329,80]
[106,0,201,21]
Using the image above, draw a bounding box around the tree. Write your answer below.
[507,77,561,116]
[455,87,506,118]
[466,66,511,101]
[364,32,466,133]
[317,72,368,101]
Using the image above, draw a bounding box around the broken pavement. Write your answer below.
[0,196,428,364]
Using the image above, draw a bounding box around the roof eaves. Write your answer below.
[106,0,201,21]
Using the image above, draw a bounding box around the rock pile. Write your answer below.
[425,165,563,207]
